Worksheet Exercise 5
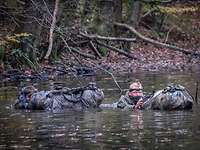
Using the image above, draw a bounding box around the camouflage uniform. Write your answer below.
[115,92,137,110]
[15,83,104,111]
[116,82,144,110]
[100,83,193,111]
[100,82,144,110]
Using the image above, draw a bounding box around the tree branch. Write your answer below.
[88,41,102,59]
[69,47,96,59]
[61,36,82,65]
[115,22,200,58]
[96,41,138,60]
[61,37,95,62]
[84,60,122,92]
[80,32,136,42]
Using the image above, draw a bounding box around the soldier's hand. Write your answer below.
[134,98,144,110]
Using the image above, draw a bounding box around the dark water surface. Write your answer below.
[0,72,200,150]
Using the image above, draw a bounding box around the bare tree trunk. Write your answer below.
[114,0,122,23]
[113,0,122,35]
[61,0,80,27]
[81,0,94,25]
[95,0,114,35]
[44,0,59,61]
[125,0,143,51]
[129,0,143,27]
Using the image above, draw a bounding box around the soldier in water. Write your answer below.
[100,81,193,111]
[99,81,145,110]
[14,82,104,111]
[116,81,144,110]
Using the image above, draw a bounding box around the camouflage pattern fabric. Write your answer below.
[143,85,193,110]
[100,91,139,111]
[100,84,193,111]
[115,93,135,110]
[14,83,104,111]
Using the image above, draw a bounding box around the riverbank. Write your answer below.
[0,1,200,78]
[82,1,200,73]
[92,44,200,73]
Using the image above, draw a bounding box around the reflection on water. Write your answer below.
[0,72,200,149]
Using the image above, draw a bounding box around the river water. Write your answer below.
[0,72,200,150]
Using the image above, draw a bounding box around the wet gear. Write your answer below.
[14,83,104,111]
[100,84,193,111]
[143,85,193,110]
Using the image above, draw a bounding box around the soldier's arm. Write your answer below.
[117,95,135,110]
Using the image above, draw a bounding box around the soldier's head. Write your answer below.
[20,86,38,99]
[15,86,38,109]
[128,81,144,104]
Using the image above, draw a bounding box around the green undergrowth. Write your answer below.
[0,33,39,70]
[160,5,199,36]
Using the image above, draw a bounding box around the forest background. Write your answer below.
[0,0,200,75]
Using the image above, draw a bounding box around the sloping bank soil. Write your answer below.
[80,46,200,74]
[81,2,200,73]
